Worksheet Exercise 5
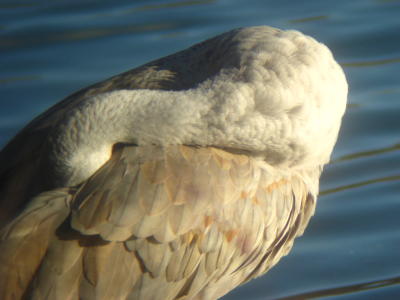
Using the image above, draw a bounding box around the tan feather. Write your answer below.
[138,169,172,216]
[81,242,141,299]
[129,238,172,277]
[0,145,318,300]
[0,189,71,300]
[29,239,83,300]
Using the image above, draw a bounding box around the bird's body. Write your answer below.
[0,26,347,299]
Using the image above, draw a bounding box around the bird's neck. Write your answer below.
[47,88,210,186]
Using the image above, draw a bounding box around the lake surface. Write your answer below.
[1,0,399,299]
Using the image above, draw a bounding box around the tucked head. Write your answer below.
[108,26,348,168]
[48,26,348,185]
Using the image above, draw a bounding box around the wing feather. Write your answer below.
[80,242,141,300]
[0,189,71,300]
[0,144,317,299]
[29,239,83,300]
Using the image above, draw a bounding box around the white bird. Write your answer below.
[0,26,347,300]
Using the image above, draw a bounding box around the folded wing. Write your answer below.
[0,145,316,300]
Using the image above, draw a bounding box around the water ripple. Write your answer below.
[320,174,400,195]
[278,275,400,299]
[332,143,400,163]
[132,0,216,12]
[289,15,328,24]
[0,22,177,50]
[343,56,400,67]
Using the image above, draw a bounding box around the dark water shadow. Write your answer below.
[277,275,400,299]
[131,0,216,12]
[289,15,328,24]
[331,143,400,164]
[0,22,177,50]
[343,57,400,68]
[320,174,400,195]
[0,75,41,85]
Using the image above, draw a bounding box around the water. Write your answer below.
[1,0,399,299]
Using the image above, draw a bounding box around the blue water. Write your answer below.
[1,0,400,299]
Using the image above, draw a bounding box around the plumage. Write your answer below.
[0,26,347,299]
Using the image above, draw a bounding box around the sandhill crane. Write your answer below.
[0,26,347,300]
